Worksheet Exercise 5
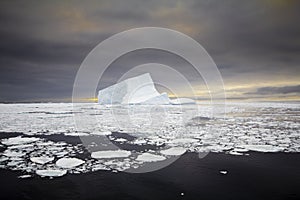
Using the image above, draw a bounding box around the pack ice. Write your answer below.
[97,73,195,105]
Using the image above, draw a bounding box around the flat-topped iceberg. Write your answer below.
[98,73,195,105]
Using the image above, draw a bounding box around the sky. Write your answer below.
[0,0,299,102]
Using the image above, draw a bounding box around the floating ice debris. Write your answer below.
[220,170,228,175]
[169,138,198,144]
[0,102,299,177]
[56,158,85,169]
[91,150,131,159]
[228,151,243,156]
[3,150,26,157]
[114,138,127,142]
[8,143,34,149]
[1,136,40,146]
[91,131,112,136]
[136,153,166,162]
[36,169,67,177]
[30,156,54,165]
[0,157,9,162]
[233,148,249,152]
[161,147,186,156]
[238,145,284,152]
[65,132,89,136]
[18,174,32,179]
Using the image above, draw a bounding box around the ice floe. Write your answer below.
[2,136,40,146]
[91,150,131,159]
[90,131,112,136]
[136,153,166,162]
[160,147,186,156]
[220,170,228,175]
[237,145,284,152]
[36,169,67,177]
[56,157,85,169]
[30,156,54,165]
[3,150,26,157]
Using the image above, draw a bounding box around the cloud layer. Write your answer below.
[0,0,299,101]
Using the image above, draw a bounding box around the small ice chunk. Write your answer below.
[2,136,39,146]
[30,156,54,165]
[18,174,32,179]
[136,153,166,162]
[228,151,243,156]
[91,150,131,159]
[220,170,227,175]
[160,147,186,156]
[36,169,67,177]
[56,158,85,169]
[233,148,249,152]
[114,138,127,142]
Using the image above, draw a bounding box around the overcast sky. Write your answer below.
[0,0,299,102]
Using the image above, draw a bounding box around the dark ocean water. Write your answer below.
[0,152,299,200]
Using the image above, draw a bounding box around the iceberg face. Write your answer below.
[98,73,195,105]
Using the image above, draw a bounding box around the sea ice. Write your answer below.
[160,147,186,156]
[169,138,199,144]
[136,153,166,162]
[90,131,112,136]
[18,174,32,179]
[220,170,228,175]
[3,150,26,157]
[56,157,85,169]
[30,156,54,165]
[1,136,40,146]
[91,150,131,159]
[238,145,284,152]
[36,169,67,177]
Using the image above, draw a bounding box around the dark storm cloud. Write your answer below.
[0,0,299,101]
[246,85,300,95]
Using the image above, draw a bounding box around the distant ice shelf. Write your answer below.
[97,73,195,105]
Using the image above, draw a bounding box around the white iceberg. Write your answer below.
[91,150,131,159]
[56,157,85,169]
[98,73,195,105]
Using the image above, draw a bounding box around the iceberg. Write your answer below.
[98,73,195,105]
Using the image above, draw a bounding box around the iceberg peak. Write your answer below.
[98,73,195,105]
